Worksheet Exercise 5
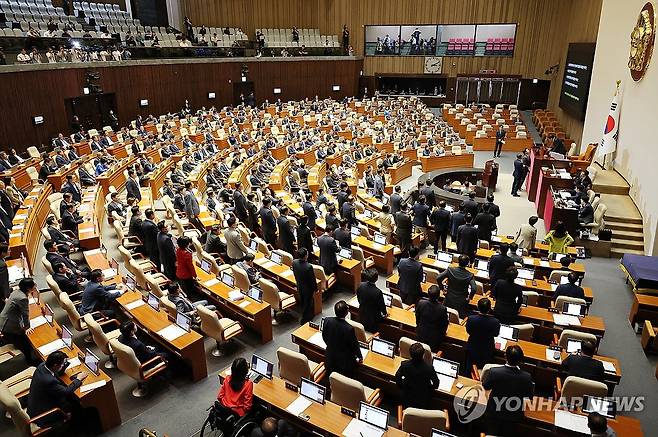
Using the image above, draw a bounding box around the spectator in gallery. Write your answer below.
[16,49,30,64]
[30,48,42,64]
[292,27,299,42]
[298,45,308,56]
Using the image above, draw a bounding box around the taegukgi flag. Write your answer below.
[598,84,621,156]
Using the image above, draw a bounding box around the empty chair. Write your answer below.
[556,376,608,406]
[329,372,381,411]
[398,407,450,436]
[259,277,296,322]
[554,296,587,312]
[197,305,243,356]
[231,264,251,292]
[522,290,539,306]
[83,313,120,368]
[312,264,336,293]
[109,339,168,397]
[511,323,534,341]
[276,347,325,386]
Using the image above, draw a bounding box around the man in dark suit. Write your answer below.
[430,201,451,253]
[420,180,435,208]
[415,285,449,352]
[44,240,87,278]
[118,320,167,364]
[156,221,177,280]
[552,272,585,301]
[488,243,515,287]
[333,219,352,249]
[549,134,566,155]
[560,340,605,382]
[390,185,403,214]
[205,224,227,259]
[494,125,506,157]
[302,198,317,231]
[61,175,82,203]
[0,244,10,308]
[465,298,500,371]
[482,345,534,436]
[341,195,357,226]
[61,203,84,238]
[473,203,496,242]
[322,300,362,377]
[141,209,160,269]
[356,268,387,332]
[450,204,466,242]
[259,197,278,246]
[456,214,478,261]
[485,194,501,230]
[46,216,78,251]
[277,206,296,255]
[578,199,595,225]
[462,192,479,218]
[27,351,88,427]
[398,246,424,305]
[394,204,413,256]
[79,269,123,316]
[292,248,317,325]
[511,153,525,197]
[317,226,339,275]
[233,182,249,224]
[52,262,82,296]
[395,342,439,409]
[125,170,142,202]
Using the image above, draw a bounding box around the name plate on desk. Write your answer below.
[341,406,356,417]
[285,381,298,392]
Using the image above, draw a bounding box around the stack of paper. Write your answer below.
[8,266,24,282]
[281,269,295,278]
[554,410,589,434]
[601,360,617,373]
[67,357,81,368]
[308,332,327,349]
[29,315,48,329]
[38,339,66,356]
[539,260,551,267]
[514,278,526,286]
[286,396,312,416]
[80,380,107,393]
[342,419,385,437]
[125,299,145,310]
[102,268,117,280]
[228,290,244,301]
[437,375,456,392]
[552,314,581,326]
[204,278,220,287]
[157,324,187,341]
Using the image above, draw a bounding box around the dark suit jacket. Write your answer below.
[61,210,83,236]
[322,317,362,374]
[415,298,449,352]
[53,272,80,295]
[333,228,351,248]
[45,251,78,273]
[398,258,424,304]
[560,354,605,382]
[80,281,118,314]
[259,207,277,238]
[492,279,523,322]
[296,225,313,255]
[356,281,386,332]
[129,216,144,242]
[395,358,439,409]
[292,259,317,301]
[157,232,176,278]
[302,201,317,230]
[141,219,159,263]
[233,190,249,223]
[430,208,451,233]
[389,193,403,214]
[482,365,534,421]
[61,182,81,203]
[450,211,465,240]
[462,199,479,218]
[27,363,82,427]
[456,224,478,256]
[125,178,141,201]
[317,234,339,274]
[552,283,585,301]
[394,211,412,241]
[277,215,296,254]
[118,333,158,363]
[473,212,496,241]
[465,313,500,367]
[488,253,515,286]
[513,159,525,178]
[0,259,9,299]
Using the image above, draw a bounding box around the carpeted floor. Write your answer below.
[1,148,656,436]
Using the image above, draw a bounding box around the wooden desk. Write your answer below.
[76,187,102,250]
[2,158,40,190]
[148,157,177,199]
[268,159,291,192]
[84,250,208,382]
[353,235,395,275]
[629,293,658,328]
[525,149,571,202]
[296,147,318,166]
[356,154,379,178]
[534,170,574,219]
[472,136,533,152]
[491,235,578,256]
[543,189,579,237]
[228,154,260,189]
[271,143,288,161]
[419,153,474,173]
[8,184,52,273]
[194,264,273,344]
[27,300,121,432]
[96,156,137,195]
[388,159,414,185]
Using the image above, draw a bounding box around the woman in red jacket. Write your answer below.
[175,236,197,296]
[218,357,253,416]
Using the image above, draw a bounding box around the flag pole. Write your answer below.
[604,80,622,170]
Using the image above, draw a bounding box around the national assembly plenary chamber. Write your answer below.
[0,0,656,436]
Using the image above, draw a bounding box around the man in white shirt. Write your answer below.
[16,49,30,64]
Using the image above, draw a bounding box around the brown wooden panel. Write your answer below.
[0,58,362,151]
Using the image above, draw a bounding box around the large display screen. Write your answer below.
[365,23,516,57]
[558,43,596,121]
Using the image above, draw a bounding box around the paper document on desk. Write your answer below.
[494,337,507,350]
[281,269,295,278]
[552,314,581,326]
[342,418,384,437]
[545,349,561,362]
[558,173,572,179]
[261,261,276,270]
[550,284,558,291]
[308,332,327,349]
[204,278,220,287]
[157,324,187,341]
[125,299,145,310]
[80,380,107,393]
[554,409,590,434]
[38,339,66,356]
[475,270,489,279]
[228,290,244,302]
[600,360,616,373]
[102,268,117,280]
[67,357,81,369]
[514,278,526,286]
[539,261,551,267]
[29,316,48,329]
[238,301,250,309]
[8,266,24,282]
[359,346,369,360]
[286,396,312,416]
[437,375,456,392]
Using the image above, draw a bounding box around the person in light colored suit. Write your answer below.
[0,278,35,360]
[225,216,248,263]
[183,181,202,231]
[515,216,538,251]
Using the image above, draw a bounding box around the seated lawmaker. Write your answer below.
[560,339,605,382]
[46,215,79,250]
[395,342,439,409]
[52,262,83,297]
[79,269,124,317]
[552,272,585,302]
[217,357,253,417]
[61,203,84,237]
[118,320,168,364]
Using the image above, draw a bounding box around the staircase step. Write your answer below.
[611,238,645,251]
[611,248,645,257]
[609,229,644,241]
[605,215,643,225]
[606,222,644,232]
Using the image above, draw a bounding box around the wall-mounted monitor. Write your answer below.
[365,25,401,56]
[332,85,341,91]
[139,99,149,107]
[436,25,476,56]
[559,42,596,121]
[32,115,44,125]
[273,88,282,94]
[475,24,517,56]
[399,25,437,56]
[208,92,216,99]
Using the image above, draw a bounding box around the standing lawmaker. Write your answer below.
[397,246,424,305]
[415,285,449,352]
[356,268,387,332]
[292,248,317,325]
[322,300,362,377]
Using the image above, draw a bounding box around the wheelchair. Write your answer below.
[199,401,262,437]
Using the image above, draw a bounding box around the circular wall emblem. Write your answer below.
[453,384,487,423]
[628,2,656,81]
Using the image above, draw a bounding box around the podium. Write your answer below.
[482,159,499,191]
[526,148,571,202]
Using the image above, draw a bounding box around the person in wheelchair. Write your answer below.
[218,357,253,417]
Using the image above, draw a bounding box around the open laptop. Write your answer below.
[566,339,583,354]
[351,226,361,237]
[562,302,587,317]
[432,356,460,392]
[517,268,535,280]
[299,377,326,404]
[476,259,488,271]
[431,429,458,437]
[249,240,258,252]
[247,287,263,302]
[146,292,160,311]
[43,303,54,325]
[84,348,101,376]
[363,209,373,219]
[357,401,389,434]
[270,252,283,265]
[370,337,395,358]
[61,325,73,350]
[338,247,353,260]
[249,354,274,382]
[123,273,136,290]
[436,251,453,263]
[221,271,234,287]
[382,292,393,307]
[200,259,212,274]
[175,312,191,332]
[498,324,520,341]
[373,233,386,245]
[583,396,617,419]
